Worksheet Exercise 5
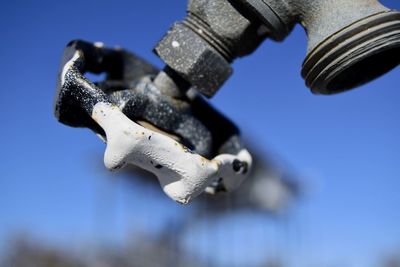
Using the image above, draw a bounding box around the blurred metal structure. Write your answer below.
[1,147,301,267]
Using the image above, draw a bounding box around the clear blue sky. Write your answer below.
[0,1,399,266]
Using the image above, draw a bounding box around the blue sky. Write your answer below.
[0,1,399,266]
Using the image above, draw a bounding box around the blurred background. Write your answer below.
[0,1,399,266]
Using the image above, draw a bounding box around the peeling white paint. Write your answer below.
[60,51,80,86]
[214,149,252,192]
[92,102,252,204]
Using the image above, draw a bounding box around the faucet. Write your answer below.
[54,0,399,204]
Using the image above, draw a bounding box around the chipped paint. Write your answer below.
[60,51,80,86]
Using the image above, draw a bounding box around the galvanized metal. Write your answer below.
[246,0,400,94]
[154,0,268,97]
[155,0,400,95]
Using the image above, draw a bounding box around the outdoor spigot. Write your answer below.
[54,0,399,204]
[155,0,400,96]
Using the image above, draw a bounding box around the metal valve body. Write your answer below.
[155,0,400,96]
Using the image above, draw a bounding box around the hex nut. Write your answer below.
[154,23,232,97]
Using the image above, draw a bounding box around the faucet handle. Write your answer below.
[54,40,253,204]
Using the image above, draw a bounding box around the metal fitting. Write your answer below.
[154,22,232,98]
[154,0,268,97]
[237,0,400,94]
[156,0,399,96]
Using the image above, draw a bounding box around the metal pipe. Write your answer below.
[155,0,400,96]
